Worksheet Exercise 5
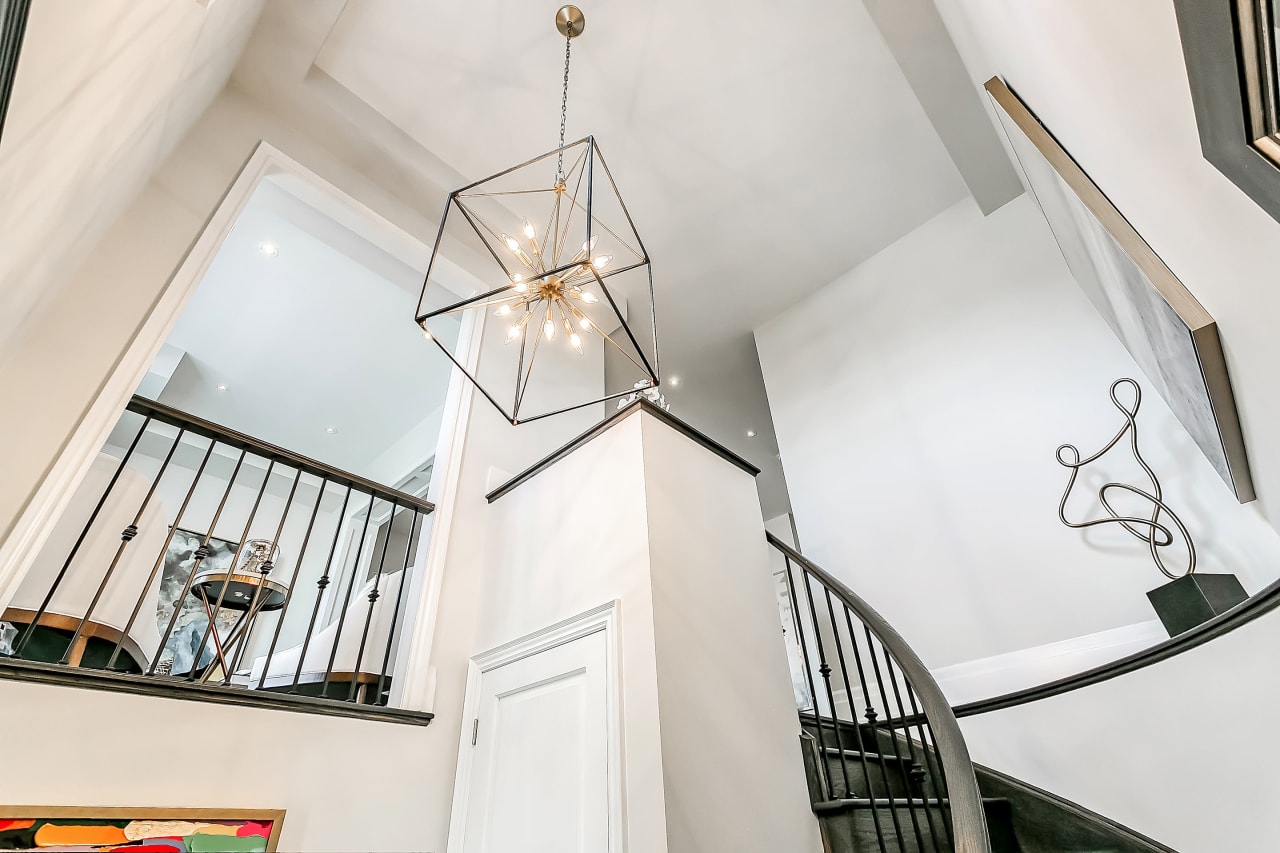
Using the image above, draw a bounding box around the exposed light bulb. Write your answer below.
[502,234,520,253]
[592,255,612,270]
[570,234,600,265]
[507,324,522,342]
[579,317,592,330]
[570,332,583,354]
[495,304,512,317]
[515,281,528,293]
[421,328,433,341]
[522,218,537,239]
[580,292,599,304]
[544,317,556,340]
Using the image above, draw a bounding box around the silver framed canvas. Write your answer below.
[986,77,1255,503]
[156,529,240,674]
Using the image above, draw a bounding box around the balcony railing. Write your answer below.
[0,397,435,724]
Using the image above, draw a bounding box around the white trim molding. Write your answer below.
[445,600,625,853]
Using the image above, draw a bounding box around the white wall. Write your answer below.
[933,0,1280,539]
[756,195,1280,670]
[0,680,440,852]
[475,410,821,853]
[958,603,1280,853]
[639,415,822,853]
[0,0,264,350]
[875,5,1280,849]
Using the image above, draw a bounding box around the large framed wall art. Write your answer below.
[985,76,1255,503]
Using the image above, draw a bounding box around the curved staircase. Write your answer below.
[770,534,1177,853]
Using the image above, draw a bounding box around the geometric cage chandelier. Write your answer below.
[416,6,659,426]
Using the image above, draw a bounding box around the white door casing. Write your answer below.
[447,601,624,853]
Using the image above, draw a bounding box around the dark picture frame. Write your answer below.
[0,0,31,144]
[1172,0,1280,225]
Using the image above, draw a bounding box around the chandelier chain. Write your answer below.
[557,32,572,183]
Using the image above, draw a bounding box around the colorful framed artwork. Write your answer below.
[985,76,1256,503]
[0,807,283,852]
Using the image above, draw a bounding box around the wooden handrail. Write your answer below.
[953,569,1280,718]
[768,533,992,853]
[127,396,434,514]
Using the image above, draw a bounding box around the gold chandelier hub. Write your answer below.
[536,276,566,300]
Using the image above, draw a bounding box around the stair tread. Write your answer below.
[823,746,916,763]
[814,796,1011,814]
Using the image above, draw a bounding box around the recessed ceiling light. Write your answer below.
[668,376,680,387]
[215,383,229,392]
[259,241,279,257]
[746,430,757,438]
[324,426,339,435]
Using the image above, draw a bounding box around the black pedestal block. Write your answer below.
[1147,573,1248,637]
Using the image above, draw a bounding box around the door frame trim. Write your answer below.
[445,600,624,853]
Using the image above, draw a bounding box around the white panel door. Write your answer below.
[461,629,610,853]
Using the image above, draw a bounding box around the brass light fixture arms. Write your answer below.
[1056,378,1198,580]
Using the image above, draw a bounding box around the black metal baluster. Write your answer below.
[882,645,945,850]
[106,436,220,672]
[797,566,853,802]
[321,493,378,698]
[375,509,422,706]
[825,590,888,853]
[15,413,153,659]
[223,467,303,682]
[864,626,928,852]
[908,687,955,849]
[781,554,834,800]
[347,501,398,703]
[843,609,907,850]
[291,486,355,693]
[184,459,275,681]
[255,475,329,691]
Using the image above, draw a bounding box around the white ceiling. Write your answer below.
[302,0,970,517]
[7,0,989,520]
[0,0,264,350]
[152,176,456,481]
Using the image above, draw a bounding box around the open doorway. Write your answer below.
[0,160,461,710]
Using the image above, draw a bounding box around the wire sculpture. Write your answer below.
[1056,378,1196,580]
